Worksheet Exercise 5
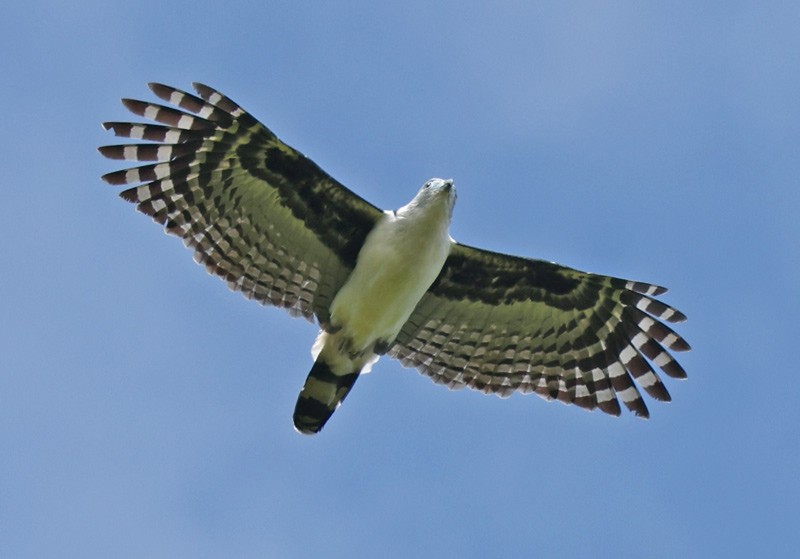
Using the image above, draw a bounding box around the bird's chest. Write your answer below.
[330,214,450,347]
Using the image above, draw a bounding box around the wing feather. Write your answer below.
[390,242,690,418]
[101,82,382,324]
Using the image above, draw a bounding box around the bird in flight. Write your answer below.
[100,82,690,434]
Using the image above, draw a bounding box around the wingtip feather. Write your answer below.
[101,169,127,185]
[119,187,139,203]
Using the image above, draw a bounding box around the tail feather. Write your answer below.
[293,358,360,434]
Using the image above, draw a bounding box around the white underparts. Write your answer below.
[312,186,455,376]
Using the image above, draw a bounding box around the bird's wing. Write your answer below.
[390,242,690,417]
[100,83,382,326]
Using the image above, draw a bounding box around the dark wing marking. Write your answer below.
[390,242,690,418]
[100,83,382,325]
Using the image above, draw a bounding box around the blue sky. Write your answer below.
[2,1,798,557]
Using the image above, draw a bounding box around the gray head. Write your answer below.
[401,178,457,219]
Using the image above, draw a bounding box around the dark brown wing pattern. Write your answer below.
[100,83,382,326]
[391,243,690,418]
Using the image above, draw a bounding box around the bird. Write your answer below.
[99,82,690,434]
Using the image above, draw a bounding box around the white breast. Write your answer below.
[329,208,452,352]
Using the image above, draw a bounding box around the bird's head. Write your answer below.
[402,178,457,220]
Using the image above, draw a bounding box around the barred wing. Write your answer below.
[100,83,382,325]
[390,243,690,417]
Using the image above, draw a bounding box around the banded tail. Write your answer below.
[293,358,361,434]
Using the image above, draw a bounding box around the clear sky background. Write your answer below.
[2,2,798,557]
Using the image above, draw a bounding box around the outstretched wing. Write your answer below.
[390,243,690,418]
[100,83,382,325]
